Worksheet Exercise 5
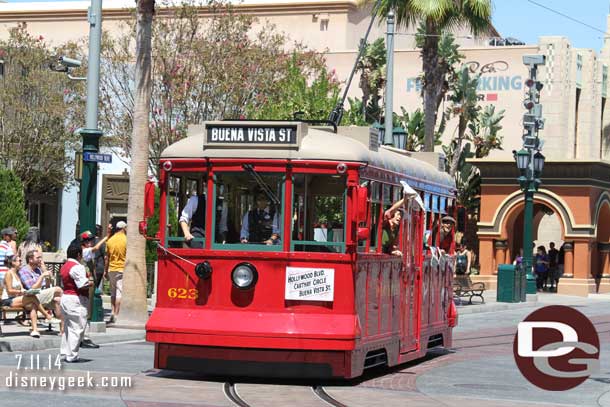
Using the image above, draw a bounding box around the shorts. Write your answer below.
[109,271,123,300]
[0,297,13,307]
[36,288,57,308]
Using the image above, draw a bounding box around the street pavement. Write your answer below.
[0,292,608,406]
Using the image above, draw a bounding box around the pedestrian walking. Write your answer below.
[547,242,559,292]
[105,221,127,322]
[534,245,549,292]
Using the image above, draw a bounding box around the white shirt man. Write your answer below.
[60,244,90,363]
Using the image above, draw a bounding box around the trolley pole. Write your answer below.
[383,9,395,145]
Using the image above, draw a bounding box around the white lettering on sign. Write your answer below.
[285,267,334,301]
[210,127,245,142]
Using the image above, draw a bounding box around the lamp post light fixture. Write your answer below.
[392,126,406,150]
[533,151,545,173]
[372,121,385,145]
[515,149,529,170]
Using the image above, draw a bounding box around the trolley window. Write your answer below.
[369,181,382,253]
[291,174,346,253]
[166,172,206,248]
[212,171,285,251]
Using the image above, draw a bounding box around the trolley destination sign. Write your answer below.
[203,121,302,148]
[285,267,335,301]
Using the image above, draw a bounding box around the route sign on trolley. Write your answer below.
[83,152,112,163]
[285,267,335,301]
[203,121,304,149]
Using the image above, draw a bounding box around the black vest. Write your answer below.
[192,195,206,229]
[248,207,275,242]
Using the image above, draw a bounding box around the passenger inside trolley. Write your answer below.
[239,190,281,245]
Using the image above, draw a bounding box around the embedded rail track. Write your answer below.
[223,382,349,407]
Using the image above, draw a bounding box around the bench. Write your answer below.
[0,287,53,336]
[453,275,486,305]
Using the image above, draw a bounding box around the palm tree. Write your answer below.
[365,0,493,151]
[119,0,155,327]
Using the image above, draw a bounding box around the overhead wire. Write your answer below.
[526,0,607,35]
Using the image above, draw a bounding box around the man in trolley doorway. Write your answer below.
[240,191,281,245]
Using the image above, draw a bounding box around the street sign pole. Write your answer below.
[80,0,105,323]
[79,0,103,235]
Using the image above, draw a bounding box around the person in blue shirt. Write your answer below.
[534,245,549,292]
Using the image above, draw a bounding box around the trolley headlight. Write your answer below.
[231,263,258,290]
[195,261,212,279]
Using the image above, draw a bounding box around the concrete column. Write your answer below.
[493,239,508,274]
[599,242,610,278]
[563,241,574,277]
[558,240,596,296]
[472,237,498,290]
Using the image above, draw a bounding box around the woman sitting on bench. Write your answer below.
[1,255,54,338]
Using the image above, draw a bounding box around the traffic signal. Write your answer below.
[523,76,544,132]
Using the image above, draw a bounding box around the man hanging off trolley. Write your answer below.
[240,190,280,245]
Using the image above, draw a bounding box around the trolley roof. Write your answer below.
[161,121,455,195]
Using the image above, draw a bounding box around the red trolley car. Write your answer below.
[146,121,457,379]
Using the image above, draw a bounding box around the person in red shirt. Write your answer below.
[59,244,91,363]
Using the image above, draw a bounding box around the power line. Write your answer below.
[527,0,607,35]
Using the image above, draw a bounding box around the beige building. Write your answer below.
[2,1,610,295]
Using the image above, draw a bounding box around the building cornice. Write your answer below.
[469,160,610,189]
[0,1,358,22]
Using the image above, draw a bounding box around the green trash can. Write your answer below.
[518,264,527,302]
[497,264,520,303]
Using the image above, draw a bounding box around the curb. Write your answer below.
[457,301,539,315]
[0,329,145,353]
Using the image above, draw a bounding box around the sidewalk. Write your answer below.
[455,289,539,315]
[0,300,145,353]
[0,323,145,352]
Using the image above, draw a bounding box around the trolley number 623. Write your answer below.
[167,288,199,300]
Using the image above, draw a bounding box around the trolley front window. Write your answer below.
[292,174,346,253]
[212,171,285,251]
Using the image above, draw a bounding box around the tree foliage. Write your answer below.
[246,52,340,121]
[343,39,387,125]
[366,0,493,151]
[0,23,85,193]
[100,0,336,175]
[0,169,29,239]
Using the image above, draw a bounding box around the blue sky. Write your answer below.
[493,0,609,50]
[5,0,610,51]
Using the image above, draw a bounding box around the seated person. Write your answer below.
[382,208,404,256]
[2,255,55,338]
[240,192,280,245]
[18,249,64,332]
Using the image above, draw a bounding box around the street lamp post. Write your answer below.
[51,0,104,323]
[384,9,395,146]
[516,54,546,295]
[80,0,104,236]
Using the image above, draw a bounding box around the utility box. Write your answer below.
[497,264,521,303]
[518,264,527,301]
